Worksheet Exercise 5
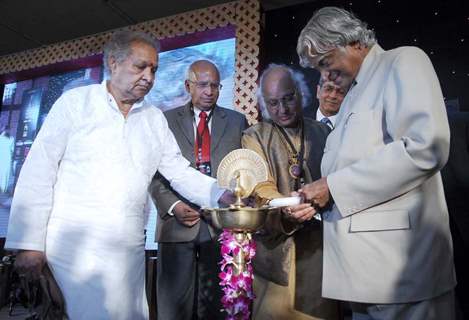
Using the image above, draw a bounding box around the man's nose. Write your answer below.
[203,85,214,96]
[278,101,288,113]
[142,67,154,82]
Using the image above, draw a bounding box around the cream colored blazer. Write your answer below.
[321,44,456,303]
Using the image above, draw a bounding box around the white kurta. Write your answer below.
[5,81,223,320]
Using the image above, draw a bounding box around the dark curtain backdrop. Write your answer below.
[261,0,469,114]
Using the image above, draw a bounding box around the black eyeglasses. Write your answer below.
[265,91,297,111]
[187,80,223,91]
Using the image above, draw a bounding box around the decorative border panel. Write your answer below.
[0,0,260,123]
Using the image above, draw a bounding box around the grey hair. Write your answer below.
[257,64,312,120]
[103,30,160,76]
[297,7,376,67]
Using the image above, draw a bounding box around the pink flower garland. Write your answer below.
[218,229,256,320]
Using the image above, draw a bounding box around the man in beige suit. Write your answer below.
[296,7,456,320]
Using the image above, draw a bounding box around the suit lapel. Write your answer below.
[210,105,227,155]
[304,123,323,181]
[176,102,195,147]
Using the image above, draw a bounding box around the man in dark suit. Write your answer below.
[442,111,469,320]
[150,60,248,320]
[303,77,347,129]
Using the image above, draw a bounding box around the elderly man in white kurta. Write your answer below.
[297,7,456,320]
[5,31,230,320]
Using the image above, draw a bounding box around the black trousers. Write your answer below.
[156,222,224,320]
[450,216,469,320]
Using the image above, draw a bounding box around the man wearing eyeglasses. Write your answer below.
[312,77,348,129]
[150,60,248,320]
[304,76,347,129]
[242,64,339,319]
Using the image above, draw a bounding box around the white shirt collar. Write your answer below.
[193,106,214,130]
[102,80,146,113]
[193,106,212,118]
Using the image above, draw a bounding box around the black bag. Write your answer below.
[38,265,67,320]
[15,264,67,320]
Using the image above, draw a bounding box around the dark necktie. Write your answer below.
[321,117,333,129]
[195,111,211,175]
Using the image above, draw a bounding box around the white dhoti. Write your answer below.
[46,212,148,320]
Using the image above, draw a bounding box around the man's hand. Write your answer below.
[173,202,200,227]
[15,250,46,281]
[282,203,316,223]
[299,177,331,208]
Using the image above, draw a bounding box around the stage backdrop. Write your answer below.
[0,0,261,249]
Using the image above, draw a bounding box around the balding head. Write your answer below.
[185,60,221,111]
[187,60,220,81]
[259,64,305,128]
[261,66,294,96]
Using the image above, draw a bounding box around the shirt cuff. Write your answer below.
[167,200,181,216]
[4,241,45,252]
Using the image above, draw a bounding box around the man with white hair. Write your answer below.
[242,64,339,319]
[5,31,233,319]
[297,7,456,320]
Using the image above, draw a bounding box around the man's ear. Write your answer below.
[108,56,117,74]
[316,85,321,99]
[350,41,364,51]
[184,80,191,93]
